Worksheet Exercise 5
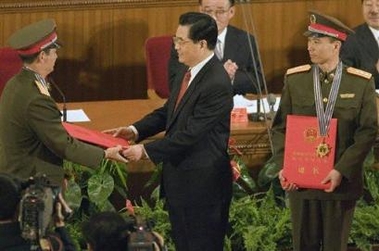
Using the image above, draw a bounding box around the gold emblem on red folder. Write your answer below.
[316,142,331,158]
[304,128,318,143]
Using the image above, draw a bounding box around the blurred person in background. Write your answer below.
[341,0,379,89]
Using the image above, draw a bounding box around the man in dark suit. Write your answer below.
[106,12,234,251]
[169,0,263,95]
[340,0,379,89]
[271,10,378,251]
[0,19,127,186]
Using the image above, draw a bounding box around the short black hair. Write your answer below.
[82,212,130,251]
[179,12,218,50]
[20,45,57,64]
[0,173,22,220]
[199,0,235,6]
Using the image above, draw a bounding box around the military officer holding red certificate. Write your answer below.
[270,10,378,251]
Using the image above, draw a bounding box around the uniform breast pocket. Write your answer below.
[333,99,360,122]
[292,96,315,115]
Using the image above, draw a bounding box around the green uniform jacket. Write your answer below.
[271,64,378,200]
[0,69,104,185]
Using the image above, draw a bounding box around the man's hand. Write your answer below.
[223,59,238,80]
[322,169,342,193]
[103,126,135,141]
[104,145,129,163]
[278,170,298,191]
[122,144,146,162]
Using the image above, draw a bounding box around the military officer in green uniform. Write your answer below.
[0,19,127,186]
[270,10,378,251]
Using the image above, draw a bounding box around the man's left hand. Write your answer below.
[322,169,342,193]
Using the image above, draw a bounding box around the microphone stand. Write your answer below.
[48,76,67,122]
[251,97,264,121]
[241,69,264,122]
[239,0,274,154]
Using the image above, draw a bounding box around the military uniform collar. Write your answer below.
[319,67,336,85]
[23,65,51,90]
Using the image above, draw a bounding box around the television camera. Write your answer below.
[127,216,167,251]
[18,175,59,250]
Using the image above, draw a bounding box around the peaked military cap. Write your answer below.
[304,10,354,41]
[8,19,61,56]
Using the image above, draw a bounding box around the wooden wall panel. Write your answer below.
[0,0,364,101]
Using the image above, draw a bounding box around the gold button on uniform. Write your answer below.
[323,98,328,103]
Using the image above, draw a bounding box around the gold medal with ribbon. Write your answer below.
[313,62,342,158]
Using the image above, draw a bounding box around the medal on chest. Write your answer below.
[313,62,342,158]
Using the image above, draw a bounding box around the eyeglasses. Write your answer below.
[201,8,230,17]
[172,37,192,46]
[363,2,379,9]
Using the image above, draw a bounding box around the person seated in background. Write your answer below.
[0,173,75,251]
[340,0,379,89]
[169,0,263,95]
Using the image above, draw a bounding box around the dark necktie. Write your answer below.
[175,70,191,110]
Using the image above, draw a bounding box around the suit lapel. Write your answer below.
[223,26,240,62]
[167,57,216,130]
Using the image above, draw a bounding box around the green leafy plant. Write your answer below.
[231,155,258,199]
[63,148,379,251]
[349,150,379,251]
[226,187,292,251]
[136,155,291,251]
[350,202,379,251]
[63,159,129,248]
[132,198,175,250]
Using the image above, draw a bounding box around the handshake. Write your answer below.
[102,126,147,163]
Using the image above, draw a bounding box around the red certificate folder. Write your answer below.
[62,122,129,149]
[282,115,337,190]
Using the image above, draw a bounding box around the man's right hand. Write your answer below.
[278,170,298,191]
[103,126,135,141]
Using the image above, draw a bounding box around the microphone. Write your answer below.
[240,68,264,122]
[48,76,67,122]
[267,93,276,120]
